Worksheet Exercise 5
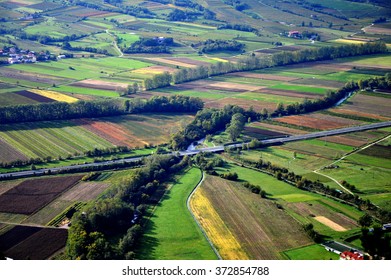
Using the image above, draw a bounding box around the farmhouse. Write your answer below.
[288,31,301,38]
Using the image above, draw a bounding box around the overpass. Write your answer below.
[1,121,390,180]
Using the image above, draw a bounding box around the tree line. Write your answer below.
[66,154,191,259]
[166,42,387,84]
[0,95,203,124]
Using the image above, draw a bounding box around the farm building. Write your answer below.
[340,251,364,260]
[321,241,361,255]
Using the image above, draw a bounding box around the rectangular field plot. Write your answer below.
[0,120,115,161]
[0,175,82,215]
[1,226,68,260]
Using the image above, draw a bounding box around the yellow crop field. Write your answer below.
[30,89,79,103]
[334,39,368,45]
[210,57,229,63]
[190,187,249,260]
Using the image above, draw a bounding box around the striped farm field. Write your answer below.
[193,175,312,259]
[190,185,249,260]
[29,89,78,103]
[0,121,114,162]
[74,113,194,148]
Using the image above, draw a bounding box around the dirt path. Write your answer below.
[106,29,123,57]
[313,134,391,194]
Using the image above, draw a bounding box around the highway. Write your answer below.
[1,121,390,180]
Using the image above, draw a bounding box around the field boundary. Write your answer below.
[187,169,221,260]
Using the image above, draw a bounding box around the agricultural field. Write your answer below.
[0,0,390,263]
[0,113,193,165]
[136,168,217,260]
[0,226,68,260]
[189,162,364,259]
[0,175,82,215]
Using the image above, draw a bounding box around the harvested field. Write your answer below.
[288,202,358,231]
[314,216,346,232]
[60,182,111,201]
[244,127,287,139]
[328,108,390,121]
[363,26,391,35]
[206,81,262,92]
[14,90,55,103]
[0,175,82,215]
[227,72,298,82]
[198,176,312,259]
[29,89,78,103]
[70,79,128,91]
[342,94,391,118]
[3,227,68,260]
[275,113,364,130]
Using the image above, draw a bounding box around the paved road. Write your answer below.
[1,121,390,180]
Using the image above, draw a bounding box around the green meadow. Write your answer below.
[136,168,217,260]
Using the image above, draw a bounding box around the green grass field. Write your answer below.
[283,244,339,260]
[136,168,218,260]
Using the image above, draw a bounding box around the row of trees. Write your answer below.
[163,42,387,84]
[66,154,191,259]
[0,95,203,124]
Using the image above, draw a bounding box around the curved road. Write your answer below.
[1,121,390,180]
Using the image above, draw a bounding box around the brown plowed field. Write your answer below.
[342,94,391,117]
[244,126,287,139]
[0,175,82,215]
[0,225,41,252]
[275,113,363,130]
[0,138,28,163]
[70,79,128,91]
[227,72,298,82]
[0,180,22,196]
[14,90,55,103]
[201,176,312,259]
[3,227,68,260]
[320,135,367,147]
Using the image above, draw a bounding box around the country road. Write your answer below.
[1,121,390,180]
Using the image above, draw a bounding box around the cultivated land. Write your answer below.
[136,168,217,260]
[0,0,390,261]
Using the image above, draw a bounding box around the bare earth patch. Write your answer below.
[70,79,128,91]
[314,216,347,232]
